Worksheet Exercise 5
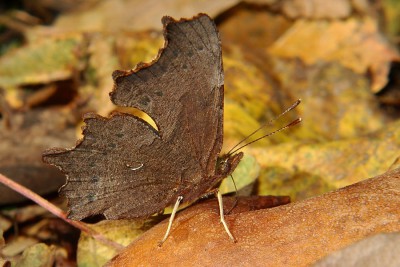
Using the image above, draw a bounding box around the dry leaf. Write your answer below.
[107,168,400,266]
[314,232,400,267]
[1,204,49,224]
[257,167,337,202]
[11,243,67,267]
[220,9,295,126]
[254,119,400,198]
[269,62,387,141]
[80,33,120,116]
[0,107,77,204]
[0,35,86,89]
[77,219,157,267]
[268,18,399,92]
[222,51,300,147]
[0,216,12,232]
[0,229,5,248]
[1,236,38,258]
[219,8,292,54]
[30,0,241,36]
[281,0,352,19]
[382,0,400,39]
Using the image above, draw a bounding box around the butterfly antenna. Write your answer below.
[227,99,301,155]
[229,117,302,155]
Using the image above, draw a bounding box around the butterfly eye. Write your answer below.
[217,158,229,174]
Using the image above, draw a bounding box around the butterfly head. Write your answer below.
[216,152,243,177]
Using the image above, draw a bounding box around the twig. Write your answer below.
[0,172,124,251]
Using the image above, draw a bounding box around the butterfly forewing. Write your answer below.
[43,14,234,220]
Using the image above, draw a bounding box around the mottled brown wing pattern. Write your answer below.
[43,14,229,220]
[111,14,224,177]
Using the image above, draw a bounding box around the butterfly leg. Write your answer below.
[217,190,237,242]
[158,195,183,247]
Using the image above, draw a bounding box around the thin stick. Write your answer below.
[0,173,124,251]
[217,191,236,242]
[158,195,183,247]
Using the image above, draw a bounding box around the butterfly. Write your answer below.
[43,14,301,245]
[43,13,243,239]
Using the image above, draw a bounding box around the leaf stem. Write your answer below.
[0,172,124,251]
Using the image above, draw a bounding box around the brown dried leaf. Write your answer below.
[0,107,77,204]
[281,0,352,19]
[221,42,300,147]
[81,33,120,116]
[1,204,49,224]
[1,236,38,258]
[11,243,67,267]
[0,229,4,248]
[0,216,12,232]
[107,168,400,266]
[270,61,387,141]
[383,0,400,39]
[220,9,293,122]
[31,0,240,36]
[219,8,292,54]
[314,233,400,266]
[77,219,158,266]
[268,18,399,92]
[0,35,86,89]
[254,119,400,198]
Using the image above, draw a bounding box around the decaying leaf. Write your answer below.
[77,219,158,267]
[1,1,399,265]
[0,35,87,89]
[220,9,294,127]
[10,243,67,267]
[1,236,38,258]
[382,0,400,40]
[29,0,241,37]
[107,168,400,266]
[257,167,337,202]
[222,50,301,147]
[268,18,399,92]
[0,216,12,232]
[269,62,387,141]
[254,119,400,200]
[281,0,352,19]
[314,232,400,267]
[0,229,4,248]
[81,33,120,116]
[0,107,77,204]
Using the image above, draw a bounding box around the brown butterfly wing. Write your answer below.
[111,14,224,177]
[43,113,178,219]
[43,14,226,220]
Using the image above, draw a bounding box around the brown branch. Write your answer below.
[0,172,124,251]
